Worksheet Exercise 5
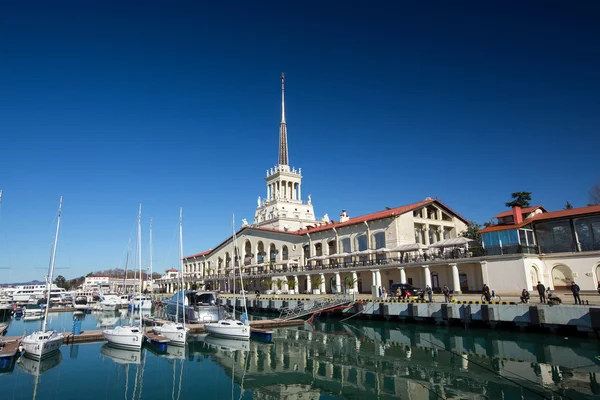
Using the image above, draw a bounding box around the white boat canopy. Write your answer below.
[429,237,474,248]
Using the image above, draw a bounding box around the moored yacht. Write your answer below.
[21,197,65,359]
[162,290,221,324]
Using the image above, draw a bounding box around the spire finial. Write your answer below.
[278,73,289,166]
[281,72,286,123]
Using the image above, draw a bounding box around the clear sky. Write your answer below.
[1,1,599,283]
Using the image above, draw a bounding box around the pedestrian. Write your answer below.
[482,284,491,302]
[382,287,388,300]
[395,288,401,300]
[400,287,406,300]
[426,285,433,302]
[571,281,582,305]
[520,289,530,303]
[442,284,450,303]
[537,281,546,303]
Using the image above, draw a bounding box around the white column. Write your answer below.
[423,265,432,288]
[298,183,301,200]
[450,263,461,294]
[399,267,407,284]
[351,271,358,292]
[371,270,377,297]
[306,274,311,293]
[293,275,299,294]
[480,261,489,286]
[335,272,341,293]
[376,270,382,289]
[320,273,326,293]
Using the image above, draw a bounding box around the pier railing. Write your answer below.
[279,294,354,321]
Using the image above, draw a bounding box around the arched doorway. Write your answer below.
[552,264,574,290]
[530,265,540,290]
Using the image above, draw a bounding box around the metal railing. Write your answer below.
[278,294,354,320]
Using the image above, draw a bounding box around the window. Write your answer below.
[373,232,386,249]
[356,234,368,251]
[574,216,600,251]
[535,220,575,253]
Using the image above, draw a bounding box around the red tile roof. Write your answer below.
[166,268,178,272]
[184,249,212,259]
[493,206,546,219]
[480,205,600,233]
[295,198,468,234]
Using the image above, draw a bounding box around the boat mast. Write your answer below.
[232,214,236,321]
[149,218,153,293]
[137,204,142,327]
[179,207,185,326]
[42,196,62,332]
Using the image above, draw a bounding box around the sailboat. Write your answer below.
[102,204,144,350]
[21,197,65,358]
[18,350,62,400]
[153,208,189,345]
[204,214,250,340]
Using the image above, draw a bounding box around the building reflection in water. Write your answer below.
[184,321,600,399]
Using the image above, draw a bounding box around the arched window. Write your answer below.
[269,243,277,262]
[257,241,265,263]
[356,234,368,251]
[282,245,289,260]
[373,232,386,249]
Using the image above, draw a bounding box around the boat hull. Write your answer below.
[102,326,143,350]
[21,331,64,359]
[152,323,188,346]
[204,320,250,340]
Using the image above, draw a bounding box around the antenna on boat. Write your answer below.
[137,204,143,327]
[233,214,249,325]
[149,217,153,292]
[178,207,185,327]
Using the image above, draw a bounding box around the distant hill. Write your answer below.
[0,280,45,287]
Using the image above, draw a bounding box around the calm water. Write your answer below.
[2,311,600,399]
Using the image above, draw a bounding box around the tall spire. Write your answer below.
[278,72,289,166]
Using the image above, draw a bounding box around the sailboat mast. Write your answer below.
[137,204,142,327]
[232,213,236,321]
[149,218,153,292]
[43,196,62,332]
[179,207,185,326]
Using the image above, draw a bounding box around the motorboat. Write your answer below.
[11,284,67,304]
[130,295,152,310]
[98,297,119,311]
[21,197,65,359]
[73,295,89,310]
[162,290,221,324]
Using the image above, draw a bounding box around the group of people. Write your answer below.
[520,281,583,305]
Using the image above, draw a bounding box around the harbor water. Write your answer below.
[2,311,600,399]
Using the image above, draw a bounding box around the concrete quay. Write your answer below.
[220,296,600,336]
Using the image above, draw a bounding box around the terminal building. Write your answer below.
[156,75,600,296]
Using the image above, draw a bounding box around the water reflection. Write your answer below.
[100,344,143,365]
[17,352,62,400]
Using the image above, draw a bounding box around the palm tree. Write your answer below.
[287,279,297,294]
[275,279,284,292]
[310,276,324,294]
[345,277,358,294]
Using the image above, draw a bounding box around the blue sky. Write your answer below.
[1,2,599,282]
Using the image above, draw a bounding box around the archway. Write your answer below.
[552,264,574,290]
[530,265,540,290]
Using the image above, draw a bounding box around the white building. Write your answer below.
[160,75,474,296]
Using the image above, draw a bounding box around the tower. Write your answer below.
[254,74,316,231]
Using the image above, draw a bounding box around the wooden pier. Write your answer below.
[0,339,20,359]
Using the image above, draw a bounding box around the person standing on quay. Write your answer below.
[442,284,450,303]
[571,282,582,305]
[537,281,546,303]
[426,285,433,302]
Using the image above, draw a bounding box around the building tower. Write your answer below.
[253,74,316,231]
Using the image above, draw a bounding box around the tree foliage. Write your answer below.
[54,275,67,289]
[461,221,482,242]
[564,201,574,210]
[505,192,532,208]
[591,180,600,205]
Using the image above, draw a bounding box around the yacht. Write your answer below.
[152,208,189,346]
[130,295,152,310]
[162,290,221,324]
[21,197,65,359]
[102,205,145,351]
[11,284,67,304]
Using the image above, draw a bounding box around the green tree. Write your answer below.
[591,179,600,205]
[461,221,482,242]
[287,279,296,290]
[505,192,532,208]
[564,201,574,210]
[54,275,67,289]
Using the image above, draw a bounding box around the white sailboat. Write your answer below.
[21,197,65,359]
[204,214,250,340]
[153,208,189,345]
[103,204,144,350]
